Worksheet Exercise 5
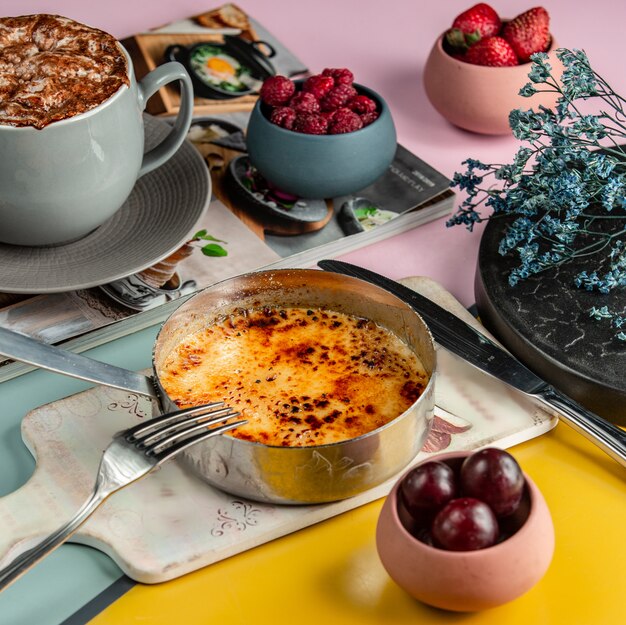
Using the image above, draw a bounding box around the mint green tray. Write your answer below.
[0,326,159,625]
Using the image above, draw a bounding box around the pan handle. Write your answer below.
[0,326,158,399]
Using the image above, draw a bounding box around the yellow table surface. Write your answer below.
[91,422,625,625]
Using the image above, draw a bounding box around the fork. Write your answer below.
[0,402,244,592]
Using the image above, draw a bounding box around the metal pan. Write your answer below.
[0,269,436,504]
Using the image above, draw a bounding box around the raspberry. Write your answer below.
[329,107,354,123]
[322,67,354,86]
[270,106,297,130]
[289,91,321,114]
[302,74,334,99]
[259,67,369,135]
[360,110,379,127]
[260,75,295,106]
[293,113,329,135]
[320,84,357,111]
[328,109,363,134]
[348,95,377,115]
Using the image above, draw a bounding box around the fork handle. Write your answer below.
[0,490,107,592]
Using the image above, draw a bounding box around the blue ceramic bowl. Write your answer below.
[246,83,397,199]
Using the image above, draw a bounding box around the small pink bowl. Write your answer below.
[423,33,561,135]
[376,451,554,612]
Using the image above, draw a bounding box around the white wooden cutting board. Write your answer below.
[0,278,556,583]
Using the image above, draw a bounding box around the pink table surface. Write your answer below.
[4,0,626,306]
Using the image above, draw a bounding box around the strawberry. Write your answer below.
[446,3,501,51]
[502,7,550,63]
[464,37,518,67]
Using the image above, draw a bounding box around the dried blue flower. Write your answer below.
[572,115,607,141]
[557,48,599,99]
[462,158,490,171]
[588,306,626,339]
[450,48,626,343]
[601,175,626,211]
[519,83,538,98]
[589,305,613,320]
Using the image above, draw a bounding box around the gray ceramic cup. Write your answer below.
[0,46,194,246]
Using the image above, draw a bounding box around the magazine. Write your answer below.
[0,4,454,382]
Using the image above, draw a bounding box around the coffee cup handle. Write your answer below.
[136,61,194,177]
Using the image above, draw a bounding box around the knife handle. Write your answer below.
[537,388,626,469]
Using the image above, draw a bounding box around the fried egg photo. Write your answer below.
[205,54,238,80]
[189,45,262,93]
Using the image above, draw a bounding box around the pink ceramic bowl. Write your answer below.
[423,33,561,135]
[376,451,554,612]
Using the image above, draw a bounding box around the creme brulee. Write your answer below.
[158,307,429,447]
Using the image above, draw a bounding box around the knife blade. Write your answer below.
[318,259,626,469]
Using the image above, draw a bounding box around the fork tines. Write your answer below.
[124,403,245,464]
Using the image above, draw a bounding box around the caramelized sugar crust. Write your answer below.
[0,14,129,128]
[159,307,429,447]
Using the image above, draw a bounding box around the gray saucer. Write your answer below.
[0,115,210,294]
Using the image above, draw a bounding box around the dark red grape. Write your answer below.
[399,461,457,523]
[431,497,499,551]
[460,448,525,517]
[412,525,435,546]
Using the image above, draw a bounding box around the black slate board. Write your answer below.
[475,217,626,426]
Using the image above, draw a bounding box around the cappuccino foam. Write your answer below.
[0,14,129,129]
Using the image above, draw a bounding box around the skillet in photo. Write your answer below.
[165,35,276,99]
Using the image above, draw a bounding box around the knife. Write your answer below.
[318,259,626,469]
